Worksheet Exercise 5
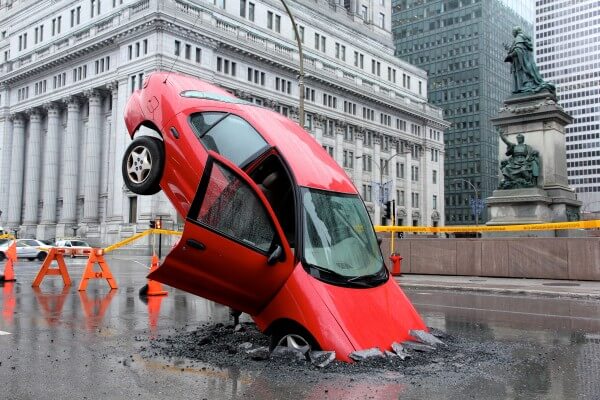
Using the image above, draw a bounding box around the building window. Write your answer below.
[275,15,281,33]
[335,43,346,61]
[378,13,384,29]
[174,40,181,56]
[143,39,148,54]
[433,195,437,210]
[304,113,313,130]
[297,25,304,43]
[239,0,246,17]
[397,190,405,206]
[195,47,202,63]
[267,11,273,29]
[396,162,404,178]
[248,2,255,21]
[363,155,372,172]
[128,196,138,223]
[315,33,326,52]
[215,0,225,8]
[361,5,368,20]
[343,150,354,169]
[185,44,191,60]
[362,184,372,202]
[433,170,437,184]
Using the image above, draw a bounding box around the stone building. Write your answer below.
[0,0,447,245]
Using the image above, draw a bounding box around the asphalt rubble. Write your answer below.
[139,321,517,378]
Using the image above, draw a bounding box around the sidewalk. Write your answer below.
[395,274,600,300]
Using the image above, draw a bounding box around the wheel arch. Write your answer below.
[265,318,320,348]
[131,121,164,141]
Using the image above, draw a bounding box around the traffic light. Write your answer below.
[149,220,156,229]
[383,200,393,220]
[149,219,161,229]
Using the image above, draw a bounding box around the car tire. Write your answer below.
[122,136,165,196]
[27,257,35,261]
[37,252,47,261]
[0,252,5,261]
[269,324,319,354]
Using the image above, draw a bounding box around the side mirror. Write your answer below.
[267,245,284,265]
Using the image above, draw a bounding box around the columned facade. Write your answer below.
[0,0,447,244]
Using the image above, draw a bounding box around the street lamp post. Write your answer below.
[278,0,304,127]
[358,151,410,225]
[453,178,480,230]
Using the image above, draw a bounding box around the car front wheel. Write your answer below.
[0,252,5,261]
[37,252,48,261]
[122,136,165,195]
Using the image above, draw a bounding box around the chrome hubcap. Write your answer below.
[277,334,311,354]
[127,145,152,184]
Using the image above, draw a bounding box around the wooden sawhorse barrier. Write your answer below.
[32,248,117,291]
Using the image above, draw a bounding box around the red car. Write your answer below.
[123,71,427,361]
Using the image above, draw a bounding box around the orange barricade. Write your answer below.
[78,249,117,291]
[0,241,17,282]
[32,248,72,288]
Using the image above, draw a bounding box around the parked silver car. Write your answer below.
[0,239,51,261]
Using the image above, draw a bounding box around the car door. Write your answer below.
[149,151,295,315]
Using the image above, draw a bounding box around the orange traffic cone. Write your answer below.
[139,254,168,296]
[0,240,17,282]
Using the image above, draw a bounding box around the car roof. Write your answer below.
[155,71,357,194]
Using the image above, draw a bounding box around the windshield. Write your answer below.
[301,188,386,287]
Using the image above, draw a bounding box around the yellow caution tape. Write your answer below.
[0,234,15,240]
[375,219,600,233]
[103,228,182,254]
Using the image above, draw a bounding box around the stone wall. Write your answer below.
[380,237,600,281]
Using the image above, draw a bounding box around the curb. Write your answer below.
[398,282,600,300]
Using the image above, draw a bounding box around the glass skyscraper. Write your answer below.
[392,0,533,225]
[536,0,600,215]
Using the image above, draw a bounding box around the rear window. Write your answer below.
[190,113,269,167]
[71,241,89,247]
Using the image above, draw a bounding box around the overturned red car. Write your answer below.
[123,71,427,361]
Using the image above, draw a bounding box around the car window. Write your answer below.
[16,241,26,247]
[190,113,268,167]
[71,241,89,246]
[190,112,227,136]
[24,240,39,246]
[192,161,276,253]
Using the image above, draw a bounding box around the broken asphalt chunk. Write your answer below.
[270,346,307,362]
[238,342,253,350]
[246,346,270,360]
[349,348,385,361]
[309,351,336,368]
[403,341,436,353]
[391,342,411,360]
[409,329,445,347]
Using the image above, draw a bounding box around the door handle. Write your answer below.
[186,239,206,251]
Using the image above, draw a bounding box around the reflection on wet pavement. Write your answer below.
[0,257,599,399]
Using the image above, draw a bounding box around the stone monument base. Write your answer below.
[485,187,582,237]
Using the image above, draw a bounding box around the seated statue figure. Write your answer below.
[499,133,540,189]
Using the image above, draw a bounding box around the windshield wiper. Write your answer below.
[346,267,388,285]
[306,263,370,287]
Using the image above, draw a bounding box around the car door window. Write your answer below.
[190,161,276,253]
[190,113,268,167]
[24,240,38,246]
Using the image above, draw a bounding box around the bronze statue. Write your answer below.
[504,26,555,96]
[499,133,540,189]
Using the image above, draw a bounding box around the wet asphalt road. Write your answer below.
[1,257,599,399]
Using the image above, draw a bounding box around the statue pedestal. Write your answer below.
[486,188,581,237]
[486,92,582,237]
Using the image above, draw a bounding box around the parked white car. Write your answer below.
[55,239,93,257]
[0,239,51,261]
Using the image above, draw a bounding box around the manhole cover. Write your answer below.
[542,282,581,287]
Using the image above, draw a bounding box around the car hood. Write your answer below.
[308,275,427,352]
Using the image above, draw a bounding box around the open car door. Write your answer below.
[149,151,295,315]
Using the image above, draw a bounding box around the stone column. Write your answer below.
[109,79,128,226]
[420,144,429,226]
[0,117,13,226]
[353,130,364,188]
[373,135,382,224]
[334,122,344,167]
[7,115,26,231]
[404,144,412,224]
[21,109,43,236]
[82,90,103,224]
[58,97,81,232]
[37,103,61,239]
